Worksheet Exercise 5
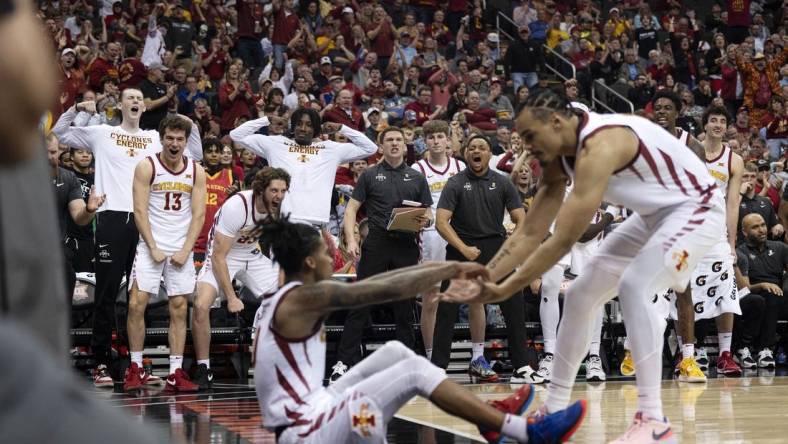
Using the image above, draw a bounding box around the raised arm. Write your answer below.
[257,59,273,87]
[281,59,294,92]
[52,103,99,151]
[228,116,275,158]
[332,124,380,162]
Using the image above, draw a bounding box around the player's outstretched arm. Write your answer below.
[486,159,567,282]
[327,122,380,162]
[52,103,101,151]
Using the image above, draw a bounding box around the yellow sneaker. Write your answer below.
[678,357,707,383]
[620,350,636,376]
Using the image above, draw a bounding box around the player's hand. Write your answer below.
[227,296,245,313]
[461,245,481,261]
[170,249,189,267]
[346,239,360,259]
[322,122,342,134]
[86,185,106,212]
[762,283,783,296]
[453,261,490,281]
[77,100,97,114]
[529,278,542,294]
[268,114,287,128]
[441,279,501,304]
[150,248,166,263]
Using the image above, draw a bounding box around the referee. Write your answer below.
[430,135,531,380]
[330,126,433,381]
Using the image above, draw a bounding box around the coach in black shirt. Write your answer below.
[139,63,177,130]
[332,127,433,377]
[47,135,104,302]
[431,134,530,379]
[735,213,788,368]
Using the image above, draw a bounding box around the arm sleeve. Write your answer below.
[52,107,99,151]
[214,195,245,238]
[258,60,272,86]
[229,117,272,158]
[185,117,203,160]
[503,178,524,211]
[437,180,458,211]
[334,124,379,162]
[350,170,369,203]
[67,173,83,203]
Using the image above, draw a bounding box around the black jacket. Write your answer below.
[504,38,544,75]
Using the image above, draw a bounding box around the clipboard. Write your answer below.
[386,207,427,232]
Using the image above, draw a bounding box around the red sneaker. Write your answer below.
[716,351,742,377]
[479,384,535,444]
[124,362,149,391]
[164,368,199,393]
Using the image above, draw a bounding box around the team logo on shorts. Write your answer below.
[352,403,376,437]
[672,250,690,272]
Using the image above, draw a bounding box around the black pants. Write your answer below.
[336,230,420,366]
[64,236,95,307]
[90,211,138,365]
[736,290,788,350]
[431,236,528,370]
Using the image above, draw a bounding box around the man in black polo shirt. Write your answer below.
[330,126,433,381]
[739,162,783,244]
[735,213,788,369]
[431,134,534,383]
[139,62,177,130]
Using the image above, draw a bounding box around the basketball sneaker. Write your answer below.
[123,362,149,391]
[525,400,587,443]
[164,368,199,393]
[510,365,545,385]
[478,384,534,444]
[609,412,677,443]
[585,355,606,382]
[677,357,707,383]
[716,351,742,377]
[469,356,499,382]
[193,363,214,390]
[93,364,113,388]
[537,353,554,382]
[329,361,347,384]
[757,349,776,368]
[694,348,709,372]
[735,347,757,369]
[620,350,636,376]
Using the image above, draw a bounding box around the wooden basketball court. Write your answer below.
[105,372,788,443]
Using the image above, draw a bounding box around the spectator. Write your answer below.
[284,75,315,110]
[461,91,497,132]
[365,6,397,70]
[139,62,176,130]
[427,59,458,110]
[505,25,543,92]
[201,38,231,83]
[754,159,781,210]
[628,74,655,111]
[734,45,788,129]
[178,75,207,117]
[483,78,515,121]
[739,161,784,243]
[735,213,787,369]
[218,63,254,133]
[323,89,366,131]
[87,41,121,91]
[405,86,442,127]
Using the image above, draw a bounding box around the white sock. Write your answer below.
[588,341,600,357]
[545,379,572,413]
[637,384,663,419]
[718,333,732,354]
[426,348,432,361]
[169,356,184,375]
[197,359,210,368]
[131,351,143,367]
[471,343,485,361]
[682,343,694,360]
[501,413,529,442]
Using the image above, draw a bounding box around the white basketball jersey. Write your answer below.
[254,281,328,428]
[560,112,724,216]
[146,154,196,253]
[414,155,464,212]
[704,145,733,198]
[675,127,690,146]
[207,190,267,260]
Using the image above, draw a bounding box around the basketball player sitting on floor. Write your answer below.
[252,217,586,444]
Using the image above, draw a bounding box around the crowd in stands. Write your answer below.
[45,0,788,374]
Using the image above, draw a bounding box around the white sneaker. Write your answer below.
[537,353,553,382]
[609,412,677,443]
[585,355,606,382]
[758,349,776,368]
[509,365,545,385]
[329,361,347,384]
[694,348,709,372]
[736,347,757,369]
[93,364,113,388]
